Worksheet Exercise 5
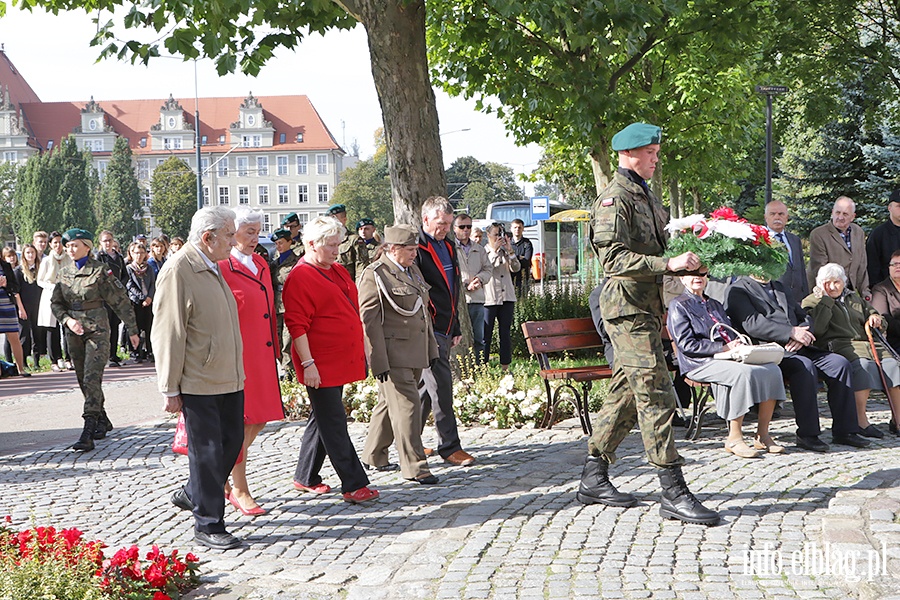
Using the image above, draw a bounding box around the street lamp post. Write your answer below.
[755,85,789,205]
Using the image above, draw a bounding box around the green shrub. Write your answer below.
[506,280,595,359]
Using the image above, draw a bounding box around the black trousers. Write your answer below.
[484,301,515,366]
[294,385,369,493]
[106,306,121,362]
[780,348,860,438]
[181,391,245,534]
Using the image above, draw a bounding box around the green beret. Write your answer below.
[384,224,419,246]
[611,122,662,151]
[62,228,93,244]
[281,212,299,226]
[326,204,346,215]
[356,218,375,229]
[270,229,292,242]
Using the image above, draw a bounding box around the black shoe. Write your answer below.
[772,410,782,420]
[407,474,440,484]
[72,417,97,452]
[576,455,637,507]
[363,462,400,472]
[796,435,830,453]
[859,424,885,439]
[194,530,241,550]
[108,360,121,368]
[832,433,871,448]
[891,420,898,435]
[171,487,195,512]
[658,466,719,525]
[92,412,114,440]
[672,413,686,428]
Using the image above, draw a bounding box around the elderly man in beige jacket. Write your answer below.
[808,196,870,299]
[152,206,245,551]
[453,213,492,359]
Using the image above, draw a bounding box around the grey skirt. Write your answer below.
[850,357,900,392]
[686,360,787,422]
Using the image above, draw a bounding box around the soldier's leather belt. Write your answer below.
[609,275,662,283]
[70,300,104,310]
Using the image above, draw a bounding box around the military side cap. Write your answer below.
[384,224,419,246]
[611,122,662,151]
[891,190,900,204]
[270,228,292,242]
[326,204,347,215]
[281,212,299,226]
[63,228,93,243]
[356,218,375,229]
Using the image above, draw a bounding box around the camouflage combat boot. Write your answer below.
[658,466,719,525]
[576,455,637,507]
[92,411,114,440]
[73,416,98,452]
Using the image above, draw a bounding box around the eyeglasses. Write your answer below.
[456,224,472,229]
[890,262,900,268]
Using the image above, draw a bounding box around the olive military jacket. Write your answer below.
[51,256,138,335]
[801,290,885,362]
[338,231,359,280]
[271,250,301,314]
[590,171,670,319]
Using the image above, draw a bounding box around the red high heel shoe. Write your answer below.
[226,492,267,516]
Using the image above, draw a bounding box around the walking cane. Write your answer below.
[864,322,900,428]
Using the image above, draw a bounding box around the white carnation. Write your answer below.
[709,219,755,241]
[665,214,706,234]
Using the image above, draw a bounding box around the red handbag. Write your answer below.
[171,412,244,464]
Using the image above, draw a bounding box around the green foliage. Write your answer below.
[666,231,788,280]
[13,150,63,240]
[446,156,523,218]
[333,137,393,231]
[97,137,143,242]
[509,281,593,358]
[0,163,16,244]
[53,136,97,233]
[150,157,196,239]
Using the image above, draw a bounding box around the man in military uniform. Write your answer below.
[270,228,300,379]
[96,230,128,367]
[281,213,305,257]
[327,204,359,279]
[354,218,380,280]
[578,122,718,526]
[51,229,139,452]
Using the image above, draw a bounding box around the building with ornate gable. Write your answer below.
[0,49,351,236]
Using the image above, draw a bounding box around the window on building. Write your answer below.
[46,140,54,151]
[243,135,261,147]
[218,135,226,145]
[258,185,270,205]
[163,137,183,150]
[278,185,289,204]
[257,156,268,176]
[200,157,210,174]
[218,186,230,205]
[139,138,147,148]
[238,186,250,205]
[317,183,329,204]
[201,135,208,145]
[237,157,249,177]
[316,154,328,175]
[141,188,152,208]
[277,155,288,176]
[136,160,149,180]
[2,151,16,163]
[297,184,309,203]
[263,213,271,234]
[279,133,286,144]
[97,161,108,180]
[299,213,309,225]
[296,155,308,175]
[202,186,210,206]
[217,157,229,177]
[156,158,166,166]
[83,139,103,152]
[296,133,304,143]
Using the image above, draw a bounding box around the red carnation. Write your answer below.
[710,207,744,222]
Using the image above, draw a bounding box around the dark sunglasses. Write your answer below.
[456,224,472,229]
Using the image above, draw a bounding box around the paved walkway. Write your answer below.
[1,376,898,599]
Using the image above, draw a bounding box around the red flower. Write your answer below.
[152,592,172,600]
[710,207,744,222]
[749,224,771,246]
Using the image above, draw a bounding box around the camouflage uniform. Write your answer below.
[291,239,305,258]
[337,231,359,280]
[50,256,138,419]
[354,238,380,282]
[271,250,301,372]
[587,170,683,468]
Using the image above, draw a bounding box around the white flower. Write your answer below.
[665,214,706,234]
[708,219,754,241]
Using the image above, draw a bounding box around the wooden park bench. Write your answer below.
[522,316,714,440]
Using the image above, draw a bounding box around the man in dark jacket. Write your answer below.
[416,196,475,467]
[96,230,128,367]
[866,190,900,287]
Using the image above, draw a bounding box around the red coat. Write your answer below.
[220,253,284,424]
[282,257,366,387]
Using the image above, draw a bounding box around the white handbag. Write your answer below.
[710,323,785,365]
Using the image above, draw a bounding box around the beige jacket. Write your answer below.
[456,240,492,304]
[484,244,520,306]
[151,243,245,396]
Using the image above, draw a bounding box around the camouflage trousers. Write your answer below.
[276,313,295,377]
[587,313,684,468]
[66,326,111,419]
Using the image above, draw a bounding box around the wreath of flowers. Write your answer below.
[664,207,788,280]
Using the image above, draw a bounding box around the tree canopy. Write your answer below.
[96,137,143,242]
[150,157,196,239]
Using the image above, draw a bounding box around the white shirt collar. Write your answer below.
[231,247,258,275]
[192,242,219,273]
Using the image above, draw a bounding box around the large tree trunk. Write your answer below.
[668,178,682,218]
[338,0,447,226]
[589,141,612,196]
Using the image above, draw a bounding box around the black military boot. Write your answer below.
[658,466,719,525]
[73,417,98,452]
[576,455,637,507]
[92,411,114,440]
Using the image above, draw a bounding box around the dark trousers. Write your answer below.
[780,349,859,438]
[131,303,153,358]
[419,334,463,458]
[294,385,369,493]
[483,301,515,366]
[181,391,244,534]
[106,306,121,362]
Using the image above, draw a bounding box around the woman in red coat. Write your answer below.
[219,208,285,515]
[283,216,378,504]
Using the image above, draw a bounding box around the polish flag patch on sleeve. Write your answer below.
[600,197,615,207]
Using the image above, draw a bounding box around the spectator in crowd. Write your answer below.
[359,224,441,484]
[871,248,900,356]
[283,216,378,505]
[220,207,285,515]
[124,242,155,363]
[37,232,71,371]
[726,274,870,452]
[32,231,49,256]
[454,213,492,361]
[327,204,359,279]
[270,228,301,379]
[509,218,533,295]
[668,273,786,458]
[765,200,809,302]
[2,247,18,270]
[15,244,44,370]
[281,213,304,253]
[808,196,869,299]
[169,237,184,255]
[148,236,169,275]
[802,263,900,438]
[472,227,485,246]
[97,231,128,367]
[354,218,380,279]
[0,255,28,376]
[483,223,521,369]
[52,229,139,451]
[417,196,476,467]
[866,190,900,287]
[153,207,245,550]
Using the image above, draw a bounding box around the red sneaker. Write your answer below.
[342,486,379,504]
[293,481,332,495]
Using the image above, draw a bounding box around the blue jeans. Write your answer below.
[467,302,485,358]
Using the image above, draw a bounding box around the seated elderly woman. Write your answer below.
[802,263,900,438]
[871,248,900,356]
[667,273,787,458]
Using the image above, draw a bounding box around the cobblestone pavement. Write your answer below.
[1,381,898,599]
